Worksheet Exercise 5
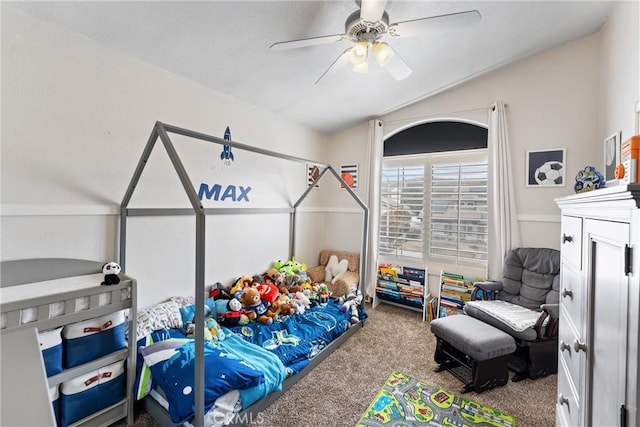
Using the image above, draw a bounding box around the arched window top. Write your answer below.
[384,121,488,157]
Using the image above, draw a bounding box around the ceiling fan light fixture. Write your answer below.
[372,41,394,67]
[353,60,369,74]
[348,41,369,65]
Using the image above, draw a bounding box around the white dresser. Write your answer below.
[555,185,640,426]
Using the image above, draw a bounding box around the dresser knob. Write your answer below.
[561,288,573,299]
[559,340,571,352]
[573,339,587,353]
[562,234,573,243]
[558,393,569,406]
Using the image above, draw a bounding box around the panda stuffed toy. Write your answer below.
[101,262,121,286]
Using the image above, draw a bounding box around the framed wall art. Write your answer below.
[526,148,566,187]
[603,131,622,185]
[340,163,358,189]
[307,164,320,188]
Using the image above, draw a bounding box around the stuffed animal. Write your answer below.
[291,291,311,314]
[185,323,213,341]
[266,299,282,321]
[100,262,121,286]
[215,298,250,326]
[230,276,253,299]
[325,255,349,284]
[316,283,332,304]
[210,282,230,300]
[240,287,273,325]
[276,294,295,315]
[205,317,226,340]
[257,281,279,304]
[339,283,362,325]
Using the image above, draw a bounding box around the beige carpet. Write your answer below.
[117,302,556,427]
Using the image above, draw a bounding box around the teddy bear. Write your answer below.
[240,287,273,325]
[265,299,282,321]
[339,283,362,325]
[100,261,121,286]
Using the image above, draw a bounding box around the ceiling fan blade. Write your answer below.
[389,10,481,38]
[315,49,351,84]
[360,0,387,22]
[384,47,412,80]
[270,34,346,51]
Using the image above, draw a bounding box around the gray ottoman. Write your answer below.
[430,315,516,393]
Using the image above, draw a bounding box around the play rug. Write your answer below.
[356,371,515,427]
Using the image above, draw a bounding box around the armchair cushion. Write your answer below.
[464,300,547,341]
[499,248,560,310]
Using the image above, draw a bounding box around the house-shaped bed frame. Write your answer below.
[119,121,369,426]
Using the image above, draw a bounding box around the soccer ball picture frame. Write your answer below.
[526,148,566,187]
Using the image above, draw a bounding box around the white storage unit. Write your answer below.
[0,259,136,427]
[555,185,640,427]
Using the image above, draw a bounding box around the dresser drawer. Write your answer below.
[561,215,582,269]
[557,357,581,427]
[559,262,583,334]
[558,307,584,398]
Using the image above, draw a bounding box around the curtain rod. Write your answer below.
[383,103,507,125]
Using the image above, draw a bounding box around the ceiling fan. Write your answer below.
[270,0,481,84]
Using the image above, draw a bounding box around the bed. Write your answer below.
[121,122,370,426]
[134,293,366,426]
[0,258,137,427]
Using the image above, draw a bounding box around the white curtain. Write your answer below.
[487,101,521,280]
[364,119,384,298]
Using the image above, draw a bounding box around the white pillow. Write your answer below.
[325,255,349,283]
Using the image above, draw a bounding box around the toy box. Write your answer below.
[618,135,640,184]
[62,311,127,368]
[39,326,63,377]
[59,360,125,426]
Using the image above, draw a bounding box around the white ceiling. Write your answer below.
[5,1,613,135]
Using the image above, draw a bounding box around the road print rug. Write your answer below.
[356,371,515,427]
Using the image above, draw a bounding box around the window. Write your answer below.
[378,150,488,269]
[379,166,424,259]
[429,161,488,263]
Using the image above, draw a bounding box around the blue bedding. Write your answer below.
[133,299,364,423]
[219,332,286,409]
[227,300,355,376]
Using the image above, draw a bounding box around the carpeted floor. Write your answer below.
[117,302,556,427]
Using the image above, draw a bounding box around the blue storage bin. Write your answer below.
[39,327,63,377]
[49,385,60,426]
[63,311,127,368]
[59,360,125,427]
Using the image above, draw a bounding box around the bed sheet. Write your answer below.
[227,300,352,376]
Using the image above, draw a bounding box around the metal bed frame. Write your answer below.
[120,121,369,426]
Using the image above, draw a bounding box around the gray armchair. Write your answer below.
[464,247,560,382]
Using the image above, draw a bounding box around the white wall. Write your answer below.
[599,0,639,142]
[0,7,330,308]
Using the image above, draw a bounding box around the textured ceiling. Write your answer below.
[5,1,613,134]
